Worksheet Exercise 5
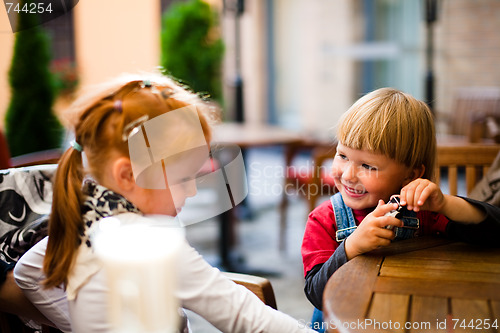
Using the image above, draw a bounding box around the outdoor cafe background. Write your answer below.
[0,0,499,140]
[0,1,499,330]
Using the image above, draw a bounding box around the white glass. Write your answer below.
[93,214,183,333]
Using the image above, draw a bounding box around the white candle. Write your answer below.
[93,214,183,333]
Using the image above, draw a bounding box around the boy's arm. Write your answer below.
[401,178,500,244]
[445,197,500,245]
[439,194,486,223]
[302,201,349,310]
[304,242,348,310]
[401,179,487,223]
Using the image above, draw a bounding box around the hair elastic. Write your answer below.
[70,140,83,152]
[161,88,174,99]
[114,100,123,113]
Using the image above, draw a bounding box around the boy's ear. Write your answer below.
[402,164,425,186]
[112,157,135,192]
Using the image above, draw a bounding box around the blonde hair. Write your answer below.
[44,72,214,288]
[337,87,436,180]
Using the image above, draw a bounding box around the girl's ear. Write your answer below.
[403,164,426,186]
[112,157,135,192]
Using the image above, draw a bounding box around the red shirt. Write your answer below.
[301,199,450,276]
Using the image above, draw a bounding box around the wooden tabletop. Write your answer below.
[323,236,500,333]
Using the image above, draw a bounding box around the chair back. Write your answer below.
[10,149,62,168]
[222,272,277,310]
[0,163,60,333]
[435,145,500,195]
[280,140,336,251]
[449,87,500,139]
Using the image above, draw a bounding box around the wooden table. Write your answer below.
[323,236,500,332]
[212,122,304,148]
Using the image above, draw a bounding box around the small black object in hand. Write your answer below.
[384,195,411,229]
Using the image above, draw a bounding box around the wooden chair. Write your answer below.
[435,144,500,195]
[1,156,62,333]
[305,144,338,211]
[0,130,11,169]
[447,87,500,142]
[10,148,62,168]
[223,272,277,309]
[279,140,337,251]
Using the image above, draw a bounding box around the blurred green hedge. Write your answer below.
[161,0,224,105]
[5,1,63,157]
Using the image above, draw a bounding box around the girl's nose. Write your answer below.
[184,179,197,198]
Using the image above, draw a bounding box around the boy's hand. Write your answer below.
[400,178,486,223]
[344,200,403,260]
[399,178,446,213]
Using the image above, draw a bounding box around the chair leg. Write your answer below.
[279,186,289,252]
[309,194,318,214]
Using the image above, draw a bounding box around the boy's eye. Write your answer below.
[337,153,347,160]
[362,164,377,171]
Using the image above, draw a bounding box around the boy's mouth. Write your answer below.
[343,184,366,196]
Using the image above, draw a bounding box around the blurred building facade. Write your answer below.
[261,0,500,135]
[0,0,499,137]
[0,0,161,129]
[265,0,423,134]
[434,0,500,134]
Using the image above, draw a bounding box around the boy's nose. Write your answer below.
[342,162,357,181]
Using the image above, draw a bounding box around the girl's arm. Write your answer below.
[13,237,72,332]
[177,240,316,333]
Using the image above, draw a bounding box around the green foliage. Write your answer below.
[5,2,63,157]
[161,0,224,104]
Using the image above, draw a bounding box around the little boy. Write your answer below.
[302,88,500,312]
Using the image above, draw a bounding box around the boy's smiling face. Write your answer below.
[332,143,415,210]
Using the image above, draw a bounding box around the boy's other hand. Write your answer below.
[344,200,403,260]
